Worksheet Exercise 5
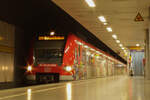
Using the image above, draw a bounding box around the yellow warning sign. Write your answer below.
[135,13,144,22]
[128,46,142,50]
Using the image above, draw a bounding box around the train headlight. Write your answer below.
[65,66,72,72]
[27,65,32,71]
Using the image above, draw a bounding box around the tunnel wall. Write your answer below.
[0,20,32,88]
[14,27,33,86]
[0,20,14,83]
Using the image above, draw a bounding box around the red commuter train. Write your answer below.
[25,32,126,83]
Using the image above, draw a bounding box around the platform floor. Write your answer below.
[0,76,148,100]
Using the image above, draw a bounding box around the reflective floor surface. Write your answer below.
[0,76,148,100]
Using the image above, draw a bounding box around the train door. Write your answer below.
[90,53,97,78]
[73,45,87,80]
[107,60,112,76]
[82,48,87,79]
[78,45,85,79]
[99,57,107,77]
[95,56,101,77]
[73,47,79,80]
[99,59,103,77]
[103,58,107,77]
[86,50,94,79]
[111,62,115,76]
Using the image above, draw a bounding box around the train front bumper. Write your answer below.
[59,75,74,80]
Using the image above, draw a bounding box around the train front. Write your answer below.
[26,32,66,83]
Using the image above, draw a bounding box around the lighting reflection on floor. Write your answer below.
[66,83,72,100]
[27,89,32,100]
[0,76,146,100]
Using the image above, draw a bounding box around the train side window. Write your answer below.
[86,51,89,64]
[74,48,77,64]
[78,45,80,57]
[75,48,77,59]
[82,49,86,64]
[89,56,92,65]
[91,56,94,65]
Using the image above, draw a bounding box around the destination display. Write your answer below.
[38,36,65,40]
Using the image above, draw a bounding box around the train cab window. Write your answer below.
[35,49,63,58]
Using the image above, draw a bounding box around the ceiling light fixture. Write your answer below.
[136,44,140,46]
[98,16,106,23]
[106,27,112,32]
[116,40,120,43]
[112,34,117,39]
[85,0,96,7]
[119,44,123,47]
[122,47,125,50]
[104,22,108,25]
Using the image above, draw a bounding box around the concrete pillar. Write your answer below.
[145,27,150,79]
[145,7,150,79]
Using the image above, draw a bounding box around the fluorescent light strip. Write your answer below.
[112,34,117,39]
[116,40,120,43]
[85,0,96,7]
[104,22,108,25]
[122,47,125,50]
[119,44,123,47]
[98,16,106,23]
[106,27,112,32]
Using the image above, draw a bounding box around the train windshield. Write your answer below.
[35,49,63,58]
[34,40,65,66]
